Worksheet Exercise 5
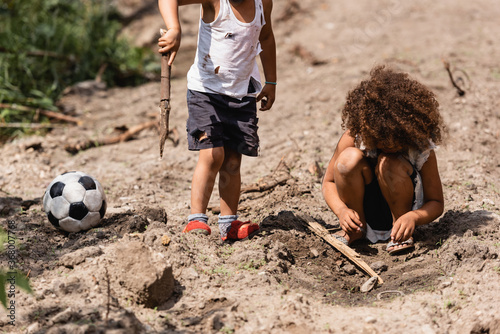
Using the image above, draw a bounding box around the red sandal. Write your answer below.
[222,220,260,241]
[182,220,211,235]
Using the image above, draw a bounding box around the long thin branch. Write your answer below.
[442,59,466,96]
[64,120,157,154]
[0,123,67,129]
[0,103,80,124]
[301,214,383,284]
[0,46,71,60]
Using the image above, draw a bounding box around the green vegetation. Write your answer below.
[0,228,33,308]
[237,258,267,271]
[0,0,156,141]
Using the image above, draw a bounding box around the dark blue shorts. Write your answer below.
[186,89,259,156]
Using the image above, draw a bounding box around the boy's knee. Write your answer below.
[211,147,225,164]
[222,151,242,174]
[199,147,225,170]
[334,147,365,176]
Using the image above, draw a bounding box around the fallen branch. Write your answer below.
[300,214,383,284]
[442,59,468,96]
[0,46,71,60]
[105,267,111,323]
[209,205,250,215]
[0,103,80,124]
[290,44,327,66]
[241,156,292,194]
[0,122,68,129]
[166,127,180,147]
[240,174,291,194]
[64,120,157,154]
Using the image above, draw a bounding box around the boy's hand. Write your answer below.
[391,212,416,243]
[257,83,276,111]
[158,28,181,66]
[338,207,364,234]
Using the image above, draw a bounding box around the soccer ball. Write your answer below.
[43,171,107,232]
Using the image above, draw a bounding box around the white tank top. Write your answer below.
[187,0,265,99]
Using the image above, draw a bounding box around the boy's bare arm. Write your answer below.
[257,0,276,111]
[158,0,211,64]
[158,0,182,64]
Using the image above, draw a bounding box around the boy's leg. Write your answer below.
[218,147,259,240]
[190,147,225,214]
[376,154,415,251]
[219,147,242,216]
[184,147,225,234]
[333,147,373,243]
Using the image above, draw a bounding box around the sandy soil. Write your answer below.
[1,0,500,333]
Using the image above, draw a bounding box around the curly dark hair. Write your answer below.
[342,65,445,152]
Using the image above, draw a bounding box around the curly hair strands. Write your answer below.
[342,65,445,152]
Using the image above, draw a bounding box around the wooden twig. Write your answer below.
[240,157,292,194]
[300,214,383,284]
[0,122,68,129]
[95,63,108,83]
[290,44,327,66]
[64,120,157,154]
[0,46,71,60]
[209,205,250,215]
[240,173,291,194]
[442,59,467,96]
[0,103,80,124]
[159,28,171,158]
[105,267,111,323]
[167,127,180,147]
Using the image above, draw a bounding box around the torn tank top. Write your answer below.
[187,0,265,99]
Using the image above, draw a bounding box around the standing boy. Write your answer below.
[158,0,277,240]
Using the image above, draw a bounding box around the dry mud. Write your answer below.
[1,0,500,333]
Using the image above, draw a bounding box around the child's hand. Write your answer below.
[391,212,417,243]
[338,207,364,233]
[257,83,276,111]
[158,28,181,66]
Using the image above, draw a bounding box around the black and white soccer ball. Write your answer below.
[43,171,107,232]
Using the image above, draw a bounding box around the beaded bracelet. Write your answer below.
[265,81,277,85]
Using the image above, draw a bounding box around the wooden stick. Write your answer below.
[64,120,157,154]
[0,122,67,129]
[159,28,171,158]
[290,44,327,66]
[0,46,70,59]
[442,59,466,96]
[300,214,383,284]
[240,173,291,194]
[0,103,80,124]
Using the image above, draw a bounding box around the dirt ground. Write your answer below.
[1,0,500,333]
